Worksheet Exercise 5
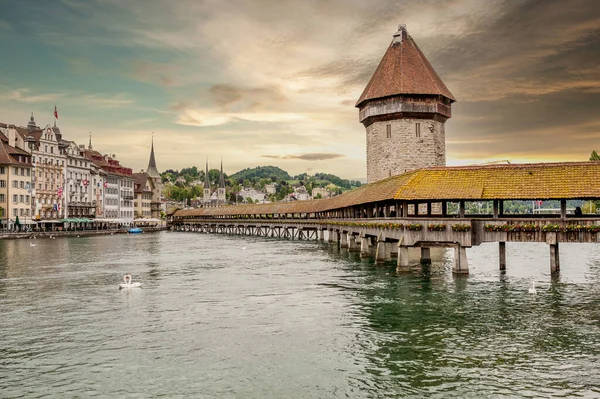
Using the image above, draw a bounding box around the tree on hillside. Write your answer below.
[590,150,600,161]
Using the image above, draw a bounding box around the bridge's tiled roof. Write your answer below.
[395,162,600,200]
[174,162,600,217]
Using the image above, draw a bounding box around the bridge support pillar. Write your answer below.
[390,242,398,256]
[348,234,359,252]
[360,236,370,258]
[550,243,560,274]
[397,246,410,272]
[340,231,348,248]
[420,247,431,265]
[328,229,334,243]
[375,234,386,264]
[499,242,506,271]
[318,229,324,241]
[385,242,392,261]
[453,245,469,274]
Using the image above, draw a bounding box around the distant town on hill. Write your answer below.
[160,165,363,204]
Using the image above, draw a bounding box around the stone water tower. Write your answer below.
[356,25,456,183]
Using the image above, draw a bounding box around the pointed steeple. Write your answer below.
[146,134,160,178]
[204,159,210,189]
[219,158,225,188]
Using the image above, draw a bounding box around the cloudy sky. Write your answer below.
[1,0,599,180]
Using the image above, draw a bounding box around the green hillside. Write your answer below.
[229,166,291,182]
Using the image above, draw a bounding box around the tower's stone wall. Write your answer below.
[366,118,445,183]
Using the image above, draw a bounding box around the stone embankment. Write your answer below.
[0,227,168,240]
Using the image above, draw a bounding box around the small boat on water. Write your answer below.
[119,274,142,289]
[128,227,143,234]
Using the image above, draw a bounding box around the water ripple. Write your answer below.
[1,233,600,397]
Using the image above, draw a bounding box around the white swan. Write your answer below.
[29,241,36,247]
[119,274,142,289]
[528,281,537,294]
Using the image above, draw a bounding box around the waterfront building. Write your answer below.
[65,141,99,218]
[0,126,34,229]
[83,145,134,223]
[7,115,69,221]
[356,25,456,183]
[132,171,155,219]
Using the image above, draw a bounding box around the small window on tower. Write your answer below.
[415,123,421,138]
[386,124,391,138]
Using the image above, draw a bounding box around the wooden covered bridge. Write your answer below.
[170,162,600,275]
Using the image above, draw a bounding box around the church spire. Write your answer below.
[88,133,93,150]
[204,159,210,189]
[146,134,160,178]
[219,158,225,188]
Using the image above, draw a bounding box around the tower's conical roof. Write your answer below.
[146,136,160,178]
[356,25,455,107]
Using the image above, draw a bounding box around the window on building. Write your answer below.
[12,209,17,217]
[0,180,5,188]
[415,123,421,138]
[0,194,4,202]
[50,147,54,153]
[386,124,392,138]
[13,181,18,188]
[20,181,24,189]
[20,195,24,203]
[26,169,30,176]
[0,167,4,174]
[13,194,18,203]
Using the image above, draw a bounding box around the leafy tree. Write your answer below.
[590,150,600,161]
[229,166,291,182]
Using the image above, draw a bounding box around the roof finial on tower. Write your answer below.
[392,24,407,44]
[88,133,93,150]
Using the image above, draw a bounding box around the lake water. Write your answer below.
[1,231,600,398]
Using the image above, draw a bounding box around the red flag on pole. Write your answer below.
[54,105,58,119]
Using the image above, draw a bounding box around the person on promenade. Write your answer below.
[574,207,583,217]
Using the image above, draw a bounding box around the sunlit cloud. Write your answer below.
[0,0,598,180]
[262,153,345,161]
